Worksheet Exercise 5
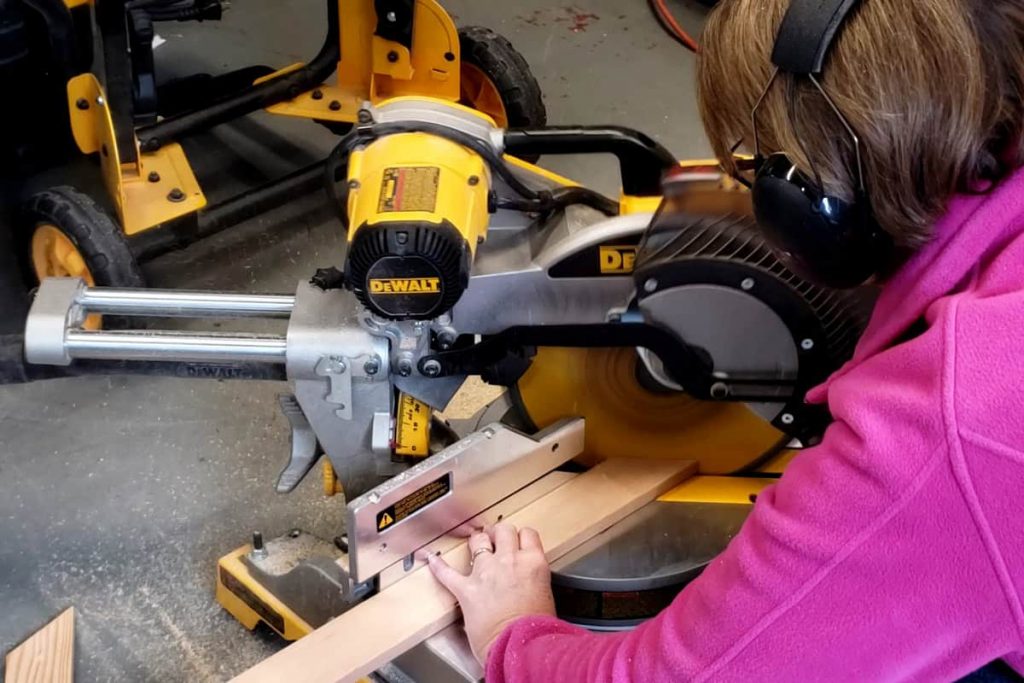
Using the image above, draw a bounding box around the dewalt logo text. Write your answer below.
[369,278,442,295]
[599,246,637,274]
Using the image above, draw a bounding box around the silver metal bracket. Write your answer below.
[346,419,584,583]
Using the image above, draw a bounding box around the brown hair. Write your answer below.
[697,0,1024,248]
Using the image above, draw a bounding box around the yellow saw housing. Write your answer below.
[345,126,491,320]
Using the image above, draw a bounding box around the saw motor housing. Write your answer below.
[345,129,492,320]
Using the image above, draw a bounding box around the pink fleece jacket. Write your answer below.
[487,168,1024,682]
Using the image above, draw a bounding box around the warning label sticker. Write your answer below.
[378,166,440,213]
[376,473,452,533]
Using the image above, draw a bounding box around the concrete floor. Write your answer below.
[0,1,710,680]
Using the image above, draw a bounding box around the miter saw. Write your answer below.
[22,94,871,679]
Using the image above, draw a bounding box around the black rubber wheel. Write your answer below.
[458,27,547,157]
[19,186,145,289]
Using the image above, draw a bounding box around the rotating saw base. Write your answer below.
[550,499,753,629]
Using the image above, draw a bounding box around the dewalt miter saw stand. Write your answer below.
[7,0,545,298]
[14,1,874,681]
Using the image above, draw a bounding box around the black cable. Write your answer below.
[496,187,620,216]
[323,121,620,218]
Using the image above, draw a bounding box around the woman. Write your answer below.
[428,0,1024,680]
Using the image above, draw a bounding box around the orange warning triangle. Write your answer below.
[378,513,394,530]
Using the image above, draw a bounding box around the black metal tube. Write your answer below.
[136,0,340,151]
[197,161,328,237]
[504,127,678,196]
[130,160,328,262]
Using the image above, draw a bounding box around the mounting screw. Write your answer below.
[801,338,815,351]
[741,278,755,291]
[328,100,342,111]
[147,171,160,183]
[422,359,442,377]
[358,109,373,124]
[75,98,90,110]
[167,187,186,202]
[311,89,324,100]
[387,50,399,63]
[710,382,730,399]
[781,413,795,425]
[397,358,413,377]
[348,179,361,190]
[250,531,268,559]
[438,330,457,349]
[386,10,397,21]
[363,358,380,375]
[468,175,480,186]
[644,278,658,293]
[95,96,105,106]
[444,51,456,62]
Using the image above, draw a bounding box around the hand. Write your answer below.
[428,522,557,665]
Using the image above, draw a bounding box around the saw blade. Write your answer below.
[511,347,783,474]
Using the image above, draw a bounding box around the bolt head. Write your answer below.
[781,413,795,425]
[147,171,160,183]
[363,358,380,375]
[397,359,413,377]
[468,175,480,186]
[386,10,397,21]
[167,188,186,202]
[801,338,815,351]
[328,100,342,111]
[741,278,755,291]
[422,360,442,377]
[387,51,399,63]
[358,109,373,124]
[95,96,105,106]
[348,179,361,190]
[75,98,89,110]
[311,89,324,100]
[643,278,658,293]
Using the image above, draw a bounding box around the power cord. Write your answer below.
[648,0,702,53]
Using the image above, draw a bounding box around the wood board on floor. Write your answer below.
[233,457,696,683]
[4,607,74,683]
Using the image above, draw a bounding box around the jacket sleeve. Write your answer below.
[486,322,1019,682]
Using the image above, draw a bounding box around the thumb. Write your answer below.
[428,553,467,598]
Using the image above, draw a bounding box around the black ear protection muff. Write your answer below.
[742,0,895,289]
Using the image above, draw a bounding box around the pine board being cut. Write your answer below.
[4,607,74,683]
[233,457,696,683]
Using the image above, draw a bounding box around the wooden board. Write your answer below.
[233,458,696,683]
[4,608,74,683]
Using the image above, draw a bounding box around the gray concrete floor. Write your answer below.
[0,1,709,680]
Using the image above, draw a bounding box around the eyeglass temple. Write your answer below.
[749,68,867,194]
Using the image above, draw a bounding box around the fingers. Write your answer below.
[468,531,494,556]
[518,527,544,554]
[491,522,520,555]
[428,553,467,597]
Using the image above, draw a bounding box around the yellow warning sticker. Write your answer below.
[378,167,440,213]
[376,473,452,533]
